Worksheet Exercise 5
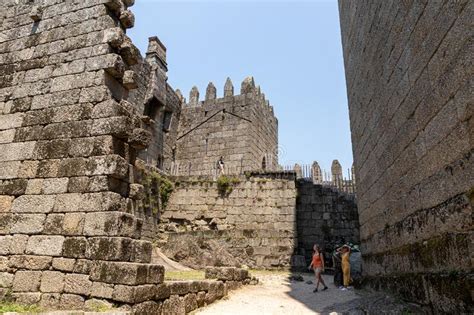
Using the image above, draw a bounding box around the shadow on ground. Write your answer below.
[286,271,428,314]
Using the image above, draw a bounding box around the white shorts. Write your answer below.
[314,267,322,273]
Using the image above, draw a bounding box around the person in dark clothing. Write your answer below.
[332,246,343,288]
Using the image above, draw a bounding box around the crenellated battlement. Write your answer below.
[184,76,274,112]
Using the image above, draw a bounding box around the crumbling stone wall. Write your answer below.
[174,77,278,176]
[159,173,297,268]
[128,37,182,173]
[296,181,359,264]
[339,1,473,312]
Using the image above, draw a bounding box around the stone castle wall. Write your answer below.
[296,181,359,264]
[0,1,251,313]
[159,173,297,268]
[339,1,473,312]
[174,78,278,176]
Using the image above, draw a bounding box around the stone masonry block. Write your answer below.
[85,237,131,261]
[52,258,76,272]
[90,261,163,285]
[112,284,135,303]
[90,281,114,299]
[12,292,42,305]
[132,301,161,315]
[168,281,191,296]
[9,234,28,254]
[60,293,85,310]
[64,274,92,296]
[8,255,52,270]
[62,237,87,258]
[0,196,14,212]
[62,212,85,235]
[11,195,56,213]
[0,236,12,255]
[43,214,64,234]
[10,214,46,234]
[53,192,124,213]
[40,271,64,293]
[0,272,14,288]
[154,283,170,300]
[83,211,138,237]
[26,235,64,256]
[129,239,152,263]
[12,271,42,292]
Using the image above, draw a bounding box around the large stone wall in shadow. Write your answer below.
[339,1,473,312]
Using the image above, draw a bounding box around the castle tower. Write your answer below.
[175,76,278,175]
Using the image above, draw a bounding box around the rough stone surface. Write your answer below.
[339,1,473,313]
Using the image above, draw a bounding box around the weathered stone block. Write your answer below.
[183,293,198,313]
[129,239,152,263]
[39,293,61,309]
[85,237,131,261]
[11,292,41,305]
[10,213,46,234]
[60,293,85,310]
[132,301,161,315]
[0,272,14,288]
[90,261,163,285]
[40,271,64,293]
[0,196,14,212]
[11,195,55,213]
[64,273,92,295]
[26,235,64,256]
[53,192,124,213]
[90,281,114,299]
[168,281,191,296]
[85,298,115,312]
[196,291,206,307]
[42,178,69,194]
[161,294,185,315]
[62,237,87,258]
[73,259,93,274]
[9,255,52,270]
[9,234,28,254]
[63,212,85,235]
[43,213,64,234]
[12,271,42,292]
[52,258,76,272]
[83,211,138,237]
[112,285,135,303]
[155,283,171,300]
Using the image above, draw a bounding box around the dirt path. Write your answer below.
[193,273,422,315]
[193,273,363,315]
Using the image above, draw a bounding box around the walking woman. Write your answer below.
[308,244,328,292]
[341,245,351,290]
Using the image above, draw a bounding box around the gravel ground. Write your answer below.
[193,273,424,315]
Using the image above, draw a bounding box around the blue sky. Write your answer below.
[128,0,353,174]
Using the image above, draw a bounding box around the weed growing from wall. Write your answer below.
[217,175,240,197]
[143,170,174,214]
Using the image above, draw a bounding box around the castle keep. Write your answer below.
[174,77,278,176]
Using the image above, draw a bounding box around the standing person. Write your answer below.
[341,245,351,290]
[308,244,328,292]
[332,245,343,288]
[217,156,225,175]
